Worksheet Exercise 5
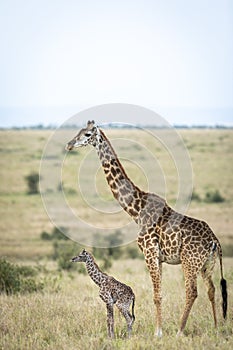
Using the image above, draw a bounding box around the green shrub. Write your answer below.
[40,231,52,240]
[17,265,37,277]
[0,259,21,294]
[100,256,112,271]
[40,227,69,241]
[125,245,144,259]
[20,278,44,293]
[205,189,225,203]
[53,241,82,271]
[92,230,124,261]
[25,172,39,194]
[191,189,201,202]
[0,259,44,294]
[51,227,69,240]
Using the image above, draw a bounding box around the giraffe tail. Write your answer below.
[131,296,135,321]
[221,278,227,319]
[217,242,228,319]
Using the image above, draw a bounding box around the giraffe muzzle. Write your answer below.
[66,142,74,151]
[71,257,78,262]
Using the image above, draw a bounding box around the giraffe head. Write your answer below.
[71,249,91,263]
[66,120,99,150]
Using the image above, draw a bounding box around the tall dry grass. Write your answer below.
[0,259,232,349]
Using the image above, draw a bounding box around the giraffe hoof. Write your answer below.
[156,328,163,337]
[176,330,184,337]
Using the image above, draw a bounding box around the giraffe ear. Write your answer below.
[87,120,95,130]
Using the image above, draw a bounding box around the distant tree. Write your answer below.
[205,189,225,203]
[25,172,39,194]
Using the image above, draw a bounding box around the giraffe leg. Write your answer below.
[145,251,163,337]
[106,302,114,338]
[100,290,115,338]
[201,269,217,327]
[116,302,134,337]
[177,267,198,336]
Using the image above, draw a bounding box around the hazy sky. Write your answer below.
[0,0,232,127]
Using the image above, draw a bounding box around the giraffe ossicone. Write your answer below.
[66,120,228,336]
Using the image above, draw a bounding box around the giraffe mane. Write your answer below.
[99,129,133,182]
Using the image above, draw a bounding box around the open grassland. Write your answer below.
[0,128,233,257]
[0,259,233,350]
[0,128,233,349]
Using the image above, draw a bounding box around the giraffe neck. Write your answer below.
[85,254,107,287]
[95,129,144,221]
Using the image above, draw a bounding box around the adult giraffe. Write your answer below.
[66,120,227,336]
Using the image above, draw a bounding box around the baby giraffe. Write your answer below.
[71,249,135,338]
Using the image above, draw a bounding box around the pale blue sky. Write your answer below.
[0,0,232,127]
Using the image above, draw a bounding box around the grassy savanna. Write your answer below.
[0,128,233,349]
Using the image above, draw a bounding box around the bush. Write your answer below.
[40,227,69,241]
[100,255,112,271]
[40,231,52,240]
[92,230,124,262]
[17,265,37,277]
[0,259,44,294]
[53,241,85,272]
[191,189,201,202]
[25,172,39,194]
[20,278,44,293]
[0,259,20,294]
[205,189,225,203]
[125,244,144,259]
[51,227,69,240]
[41,228,85,272]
